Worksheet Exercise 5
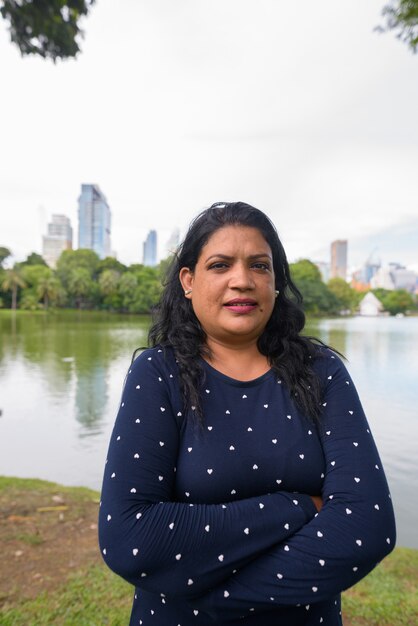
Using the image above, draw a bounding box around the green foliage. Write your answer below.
[327,277,361,312]
[381,289,415,315]
[67,266,95,309]
[12,246,414,318]
[20,291,44,310]
[97,256,127,275]
[33,250,164,313]
[37,275,63,309]
[118,271,138,312]
[1,267,27,310]
[56,248,100,290]
[371,287,416,315]
[0,0,96,61]
[22,252,48,266]
[290,260,340,316]
[21,264,52,287]
[290,259,322,283]
[99,269,122,310]
[0,246,12,267]
[381,0,418,52]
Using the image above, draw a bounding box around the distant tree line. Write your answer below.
[289,259,417,316]
[0,247,165,314]
[0,247,416,316]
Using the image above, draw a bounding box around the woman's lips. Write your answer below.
[223,299,258,314]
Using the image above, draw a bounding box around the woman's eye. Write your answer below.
[208,262,228,270]
[252,263,270,271]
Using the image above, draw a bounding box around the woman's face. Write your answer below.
[179,225,276,348]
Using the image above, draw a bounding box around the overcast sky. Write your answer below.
[1,0,417,270]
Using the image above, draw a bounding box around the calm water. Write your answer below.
[0,311,416,548]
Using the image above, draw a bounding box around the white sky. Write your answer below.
[1,0,417,269]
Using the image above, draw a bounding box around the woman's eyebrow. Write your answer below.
[204,253,272,262]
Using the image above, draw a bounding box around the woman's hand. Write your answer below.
[310,495,323,512]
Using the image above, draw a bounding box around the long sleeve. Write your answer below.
[192,352,396,620]
[98,348,317,598]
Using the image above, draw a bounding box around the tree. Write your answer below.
[21,263,51,287]
[37,275,62,309]
[20,291,43,310]
[0,0,96,61]
[290,260,340,316]
[381,0,418,52]
[67,267,94,309]
[56,248,100,291]
[0,246,11,267]
[22,252,48,266]
[97,256,127,275]
[380,289,415,315]
[290,259,322,284]
[1,267,27,310]
[327,277,360,312]
[98,269,121,310]
[118,272,138,312]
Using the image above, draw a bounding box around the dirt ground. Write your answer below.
[0,480,101,607]
[0,481,359,625]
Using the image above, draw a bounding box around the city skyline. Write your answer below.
[4,198,418,275]
[1,1,418,270]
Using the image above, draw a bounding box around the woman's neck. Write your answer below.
[203,337,270,381]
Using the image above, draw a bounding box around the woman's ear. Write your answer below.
[179,267,194,298]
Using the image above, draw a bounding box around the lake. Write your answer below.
[0,311,416,549]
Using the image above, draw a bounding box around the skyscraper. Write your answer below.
[78,184,111,259]
[143,230,157,267]
[42,214,73,268]
[164,228,180,258]
[330,240,348,280]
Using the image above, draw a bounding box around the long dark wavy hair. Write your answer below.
[149,201,330,424]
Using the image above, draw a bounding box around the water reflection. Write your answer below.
[0,312,417,548]
[0,311,149,438]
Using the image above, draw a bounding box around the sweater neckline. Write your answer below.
[199,358,276,388]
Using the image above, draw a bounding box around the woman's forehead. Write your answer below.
[199,225,272,258]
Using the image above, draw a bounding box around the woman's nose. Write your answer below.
[228,264,255,290]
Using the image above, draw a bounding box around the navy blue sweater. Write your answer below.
[99,346,395,625]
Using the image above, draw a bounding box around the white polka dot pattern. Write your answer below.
[98,346,395,625]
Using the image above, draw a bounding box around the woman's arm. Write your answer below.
[191,352,396,619]
[98,348,317,597]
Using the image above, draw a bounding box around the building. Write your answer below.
[315,261,330,283]
[78,184,111,259]
[370,263,417,293]
[42,214,73,268]
[330,240,348,280]
[359,292,384,317]
[164,228,180,258]
[143,230,157,266]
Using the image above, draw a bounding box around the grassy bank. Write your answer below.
[1,476,417,625]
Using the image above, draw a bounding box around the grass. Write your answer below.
[1,551,416,625]
[1,475,417,625]
[0,565,132,626]
[342,547,418,625]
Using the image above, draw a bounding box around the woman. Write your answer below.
[99,202,396,625]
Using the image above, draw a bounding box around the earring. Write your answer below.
[184,289,192,296]
[275,290,280,298]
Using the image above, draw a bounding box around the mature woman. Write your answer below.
[99,202,396,626]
